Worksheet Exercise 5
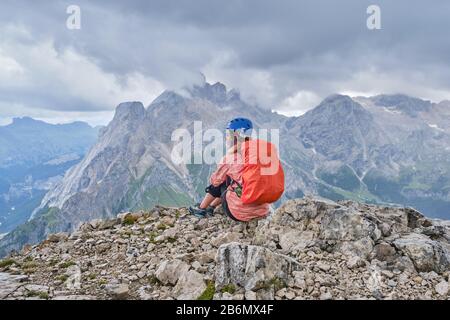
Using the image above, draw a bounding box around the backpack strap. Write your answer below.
[227,177,242,198]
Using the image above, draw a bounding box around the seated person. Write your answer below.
[189,118,269,222]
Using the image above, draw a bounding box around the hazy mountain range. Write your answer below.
[0,81,449,256]
[0,118,99,234]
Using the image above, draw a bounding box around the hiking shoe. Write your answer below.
[192,203,214,216]
[205,206,215,216]
[189,206,209,218]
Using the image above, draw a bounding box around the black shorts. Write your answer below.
[205,178,241,222]
[204,182,226,198]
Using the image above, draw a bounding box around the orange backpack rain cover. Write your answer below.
[240,139,285,204]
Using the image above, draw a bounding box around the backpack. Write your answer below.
[239,139,284,204]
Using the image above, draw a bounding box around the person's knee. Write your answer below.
[205,184,221,198]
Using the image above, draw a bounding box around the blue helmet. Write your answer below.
[226,117,253,132]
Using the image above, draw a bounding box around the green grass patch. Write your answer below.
[260,277,287,291]
[59,261,76,268]
[56,274,69,282]
[270,277,287,291]
[148,275,162,286]
[147,231,158,244]
[122,214,138,225]
[0,259,17,268]
[156,223,168,231]
[48,259,59,267]
[220,284,236,294]
[26,291,49,300]
[197,280,215,300]
[22,261,39,269]
[87,273,97,280]
[167,237,177,244]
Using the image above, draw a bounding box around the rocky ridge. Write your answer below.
[0,197,449,300]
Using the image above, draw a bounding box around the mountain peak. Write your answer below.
[10,117,47,127]
[114,101,145,120]
[189,81,227,104]
[12,116,34,123]
[370,94,432,117]
[313,94,367,115]
[149,80,243,108]
[150,90,187,107]
[187,81,242,106]
[323,93,353,103]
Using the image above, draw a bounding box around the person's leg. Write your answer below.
[189,182,226,217]
[199,193,217,209]
[210,197,222,207]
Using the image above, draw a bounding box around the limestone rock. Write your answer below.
[393,233,449,273]
[435,280,449,296]
[173,270,206,300]
[215,242,301,291]
[105,283,129,300]
[47,233,69,243]
[211,232,241,247]
[155,259,190,285]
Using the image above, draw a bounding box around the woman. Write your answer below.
[189,118,269,222]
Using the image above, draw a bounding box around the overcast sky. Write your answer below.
[0,0,449,125]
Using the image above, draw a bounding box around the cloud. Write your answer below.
[0,100,113,127]
[0,24,164,123]
[0,0,450,124]
[276,91,323,117]
[337,66,450,103]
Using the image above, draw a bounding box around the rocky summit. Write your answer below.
[0,197,449,300]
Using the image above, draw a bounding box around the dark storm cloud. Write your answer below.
[0,0,449,123]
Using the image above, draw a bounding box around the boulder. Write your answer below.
[435,280,449,296]
[319,208,379,242]
[278,229,315,253]
[254,198,381,259]
[98,218,120,230]
[89,219,103,229]
[372,242,396,261]
[393,233,449,273]
[210,232,241,247]
[105,283,129,300]
[215,242,301,291]
[47,233,69,243]
[155,259,190,285]
[155,227,178,242]
[173,270,206,300]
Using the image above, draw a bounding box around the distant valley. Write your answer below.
[0,118,99,234]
